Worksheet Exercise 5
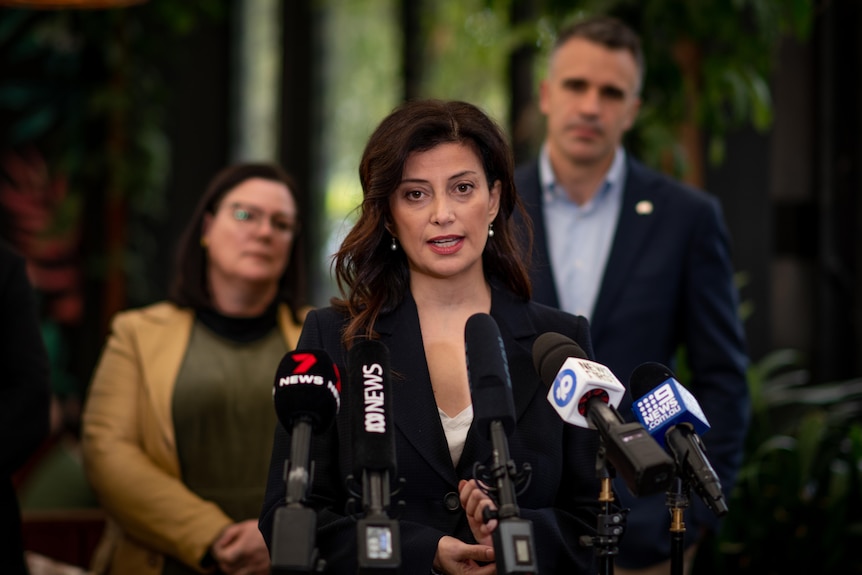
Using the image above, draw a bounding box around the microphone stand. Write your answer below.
[271,419,325,574]
[580,437,627,575]
[480,420,538,574]
[665,476,689,575]
[356,468,401,574]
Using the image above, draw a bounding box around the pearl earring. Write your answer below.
[391,237,398,251]
[488,224,494,238]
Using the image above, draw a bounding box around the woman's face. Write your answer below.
[389,142,500,285]
[202,177,298,296]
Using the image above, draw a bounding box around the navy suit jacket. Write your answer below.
[514,157,750,567]
[260,284,604,574]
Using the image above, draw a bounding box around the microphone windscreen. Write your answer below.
[629,362,675,401]
[273,349,341,434]
[465,313,515,438]
[347,339,396,477]
[532,331,588,387]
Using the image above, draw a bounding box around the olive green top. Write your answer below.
[163,321,286,575]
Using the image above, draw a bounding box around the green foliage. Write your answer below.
[0,2,223,303]
[534,0,815,173]
[707,350,862,573]
[419,0,512,123]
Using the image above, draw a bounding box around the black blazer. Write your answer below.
[515,157,750,567]
[0,241,51,575]
[261,284,604,574]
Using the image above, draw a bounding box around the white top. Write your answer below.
[438,404,474,467]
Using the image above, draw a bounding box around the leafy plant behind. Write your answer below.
[705,350,862,574]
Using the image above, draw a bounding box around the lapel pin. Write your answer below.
[635,200,653,215]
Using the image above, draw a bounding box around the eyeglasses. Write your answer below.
[223,202,300,234]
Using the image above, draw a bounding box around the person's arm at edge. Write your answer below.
[681,196,750,531]
[0,246,51,475]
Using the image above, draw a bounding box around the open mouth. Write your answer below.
[430,237,461,248]
[428,236,464,254]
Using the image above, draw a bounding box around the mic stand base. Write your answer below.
[357,516,401,574]
[666,477,689,575]
[492,517,539,574]
[271,505,325,574]
[581,445,627,575]
[482,421,539,574]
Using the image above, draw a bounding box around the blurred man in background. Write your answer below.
[514,15,750,574]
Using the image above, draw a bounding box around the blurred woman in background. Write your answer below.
[82,163,308,575]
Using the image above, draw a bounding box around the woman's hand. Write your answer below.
[211,519,270,575]
[433,535,496,575]
[459,479,497,546]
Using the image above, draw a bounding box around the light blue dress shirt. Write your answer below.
[539,146,626,320]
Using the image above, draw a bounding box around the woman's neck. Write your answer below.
[209,282,279,317]
[410,273,492,315]
[196,300,279,343]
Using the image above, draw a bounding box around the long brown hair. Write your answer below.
[168,162,307,321]
[333,99,532,346]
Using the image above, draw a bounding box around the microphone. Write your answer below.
[532,332,674,497]
[465,313,537,575]
[630,362,728,517]
[271,349,342,574]
[347,340,401,573]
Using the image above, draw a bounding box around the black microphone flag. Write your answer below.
[347,339,401,573]
[271,348,341,574]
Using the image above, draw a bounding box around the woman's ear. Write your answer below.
[201,212,213,244]
[489,180,502,221]
[383,216,398,239]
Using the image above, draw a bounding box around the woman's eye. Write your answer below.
[233,208,252,221]
[456,183,472,193]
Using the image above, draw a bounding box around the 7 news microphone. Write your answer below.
[465,313,538,575]
[271,349,341,574]
[532,333,674,497]
[347,339,401,573]
[630,362,728,517]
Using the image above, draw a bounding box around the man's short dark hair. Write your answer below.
[553,15,645,91]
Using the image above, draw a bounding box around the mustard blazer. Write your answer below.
[81,302,304,575]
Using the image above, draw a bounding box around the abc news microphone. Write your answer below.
[347,339,401,573]
[630,363,728,517]
[532,333,674,497]
[465,313,538,575]
[271,349,341,574]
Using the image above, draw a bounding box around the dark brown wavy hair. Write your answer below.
[332,99,533,346]
[168,162,306,322]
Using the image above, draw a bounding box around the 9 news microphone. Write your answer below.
[465,313,538,575]
[630,363,728,517]
[271,349,342,574]
[532,333,674,497]
[347,340,401,573]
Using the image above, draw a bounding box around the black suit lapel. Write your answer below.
[516,161,559,308]
[457,288,542,476]
[591,159,663,338]
[375,295,460,486]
